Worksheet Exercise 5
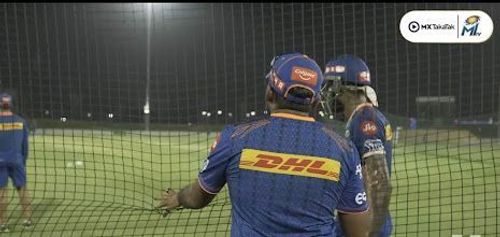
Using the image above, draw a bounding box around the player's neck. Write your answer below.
[344,100,370,122]
[344,105,356,121]
[272,109,311,118]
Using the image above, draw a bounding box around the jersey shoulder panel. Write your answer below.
[320,125,351,154]
[230,118,271,140]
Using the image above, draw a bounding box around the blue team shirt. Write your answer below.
[0,114,29,167]
[198,112,368,237]
[345,103,392,174]
[343,103,393,237]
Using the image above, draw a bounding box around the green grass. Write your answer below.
[2,129,499,236]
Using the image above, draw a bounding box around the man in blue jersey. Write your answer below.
[0,93,33,233]
[321,55,393,237]
[156,52,373,236]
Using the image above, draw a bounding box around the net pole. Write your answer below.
[498,86,500,138]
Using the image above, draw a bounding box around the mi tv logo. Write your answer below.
[400,10,493,43]
[461,15,481,36]
[239,149,341,181]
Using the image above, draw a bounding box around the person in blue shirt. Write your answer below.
[0,93,33,233]
[156,52,372,236]
[321,55,393,237]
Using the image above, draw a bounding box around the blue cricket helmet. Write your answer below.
[320,55,379,117]
[324,54,371,86]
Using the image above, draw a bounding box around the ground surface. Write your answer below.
[2,129,498,236]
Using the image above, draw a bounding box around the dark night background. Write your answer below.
[0,3,499,126]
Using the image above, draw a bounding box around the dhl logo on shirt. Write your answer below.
[239,149,341,182]
[0,122,23,131]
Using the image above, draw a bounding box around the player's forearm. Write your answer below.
[362,155,392,236]
[338,212,371,237]
[177,180,215,209]
[366,181,391,236]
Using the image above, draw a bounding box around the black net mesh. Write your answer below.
[0,3,499,236]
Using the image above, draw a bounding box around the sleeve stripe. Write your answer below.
[197,177,220,195]
[337,208,369,215]
[362,150,385,158]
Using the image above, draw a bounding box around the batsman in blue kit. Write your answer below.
[156,53,373,236]
[321,55,393,237]
[0,93,33,233]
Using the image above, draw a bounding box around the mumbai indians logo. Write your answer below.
[239,149,341,181]
[461,15,481,36]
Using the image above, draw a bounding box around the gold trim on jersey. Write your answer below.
[0,122,24,131]
[271,112,315,122]
[385,124,393,141]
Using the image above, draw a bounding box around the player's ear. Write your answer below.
[265,86,276,103]
[311,97,320,112]
[265,86,278,112]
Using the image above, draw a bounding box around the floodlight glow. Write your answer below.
[263,110,268,115]
[246,113,250,118]
[60,117,67,122]
[329,115,334,120]
[228,112,233,117]
[217,110,223,115]
[202,111,207,116]
[206,112,212,117]
[250,111,256,116]
[143,2,172,10]
[319,111,325,117]
[144,103,150,114]
[44,110,50,115]
[108,113,114,119]
[87,112,92,118]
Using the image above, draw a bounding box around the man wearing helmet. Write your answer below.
[156,53,371,237]
[321,55,393,237]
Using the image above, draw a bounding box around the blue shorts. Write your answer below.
[335,214,392,237]
[0,163,27,188]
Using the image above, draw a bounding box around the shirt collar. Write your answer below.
[346,102,372,125]
[271,112,315,122]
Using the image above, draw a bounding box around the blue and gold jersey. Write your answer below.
[343,103,393,237]
[345,103,393,173]
[199,112,368,236]
[0,114,29,166]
